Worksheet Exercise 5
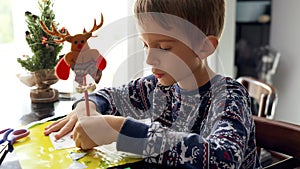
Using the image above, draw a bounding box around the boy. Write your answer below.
[45,0,261,168]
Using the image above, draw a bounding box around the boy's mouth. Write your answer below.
[154,73,164,78]
[152,68,165,78]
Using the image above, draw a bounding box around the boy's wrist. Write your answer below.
[105,115,125,133]
[74,101,98,116]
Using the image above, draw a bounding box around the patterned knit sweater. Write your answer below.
[86,74,262,169]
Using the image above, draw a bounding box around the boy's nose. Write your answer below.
[146,48,159,66]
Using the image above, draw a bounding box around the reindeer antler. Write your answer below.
[40,21,70,43]
[83,13,104,34]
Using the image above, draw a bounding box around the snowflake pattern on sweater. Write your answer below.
[87,74,262,169]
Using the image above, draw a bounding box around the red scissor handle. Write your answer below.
[0,128,11,134]
[7,129,30,144]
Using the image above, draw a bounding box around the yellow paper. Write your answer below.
[13,121,141,169]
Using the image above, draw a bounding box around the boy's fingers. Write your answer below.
[44,118,68,135]
[44,116,69,130]
[54,119,77,140]
[44,120,60,130]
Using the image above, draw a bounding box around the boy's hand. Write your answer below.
[44,101,99,140]
[44,111,78,139]
[73,115,125,150]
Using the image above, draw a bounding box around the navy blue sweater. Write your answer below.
[82,74,261,169]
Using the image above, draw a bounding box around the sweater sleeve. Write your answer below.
[73,74,157,117]
[116,82,260,169]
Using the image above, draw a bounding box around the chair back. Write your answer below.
[254,116,300,168]
[236,76,277,119]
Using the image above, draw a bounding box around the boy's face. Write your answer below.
[137,13,216,90]
[140,33,204,89]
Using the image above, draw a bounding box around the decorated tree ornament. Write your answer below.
[40,14,107,116]
[40,13,107,86]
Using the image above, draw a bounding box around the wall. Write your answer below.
[271,0,300,124]
[209,0,236,77]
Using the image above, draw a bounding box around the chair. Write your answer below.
[236,76,279,166]
[236,76,278,119]
[254,116,300,169]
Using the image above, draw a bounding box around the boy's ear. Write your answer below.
[195,36,218,59]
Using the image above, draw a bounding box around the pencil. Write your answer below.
[83,76,90,116]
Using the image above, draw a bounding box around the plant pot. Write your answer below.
[29,69,59,103]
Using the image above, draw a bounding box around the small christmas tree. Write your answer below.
[18,0,63,72]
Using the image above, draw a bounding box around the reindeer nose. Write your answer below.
[77,44,83,49]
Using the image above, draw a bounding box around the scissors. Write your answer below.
[0,128,30,165]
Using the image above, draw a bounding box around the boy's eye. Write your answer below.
[159,46,171,51]
[142,43,148,49]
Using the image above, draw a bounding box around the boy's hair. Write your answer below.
[134,0,225,39]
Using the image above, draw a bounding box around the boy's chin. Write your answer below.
[158,79,176,86]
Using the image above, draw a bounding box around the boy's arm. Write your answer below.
[80,74,157,118]
[116,87,258,168]
[47,75,156,139]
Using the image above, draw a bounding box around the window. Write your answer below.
[0,0,13,43]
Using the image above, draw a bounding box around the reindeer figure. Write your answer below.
[40,14,107,90]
